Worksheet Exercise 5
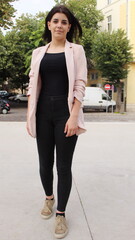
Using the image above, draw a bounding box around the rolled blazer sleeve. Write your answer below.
[27,50,35,96]
[73,45,87,103]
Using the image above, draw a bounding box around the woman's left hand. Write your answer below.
[64,115,78,137]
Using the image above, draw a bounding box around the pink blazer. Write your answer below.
[27,40,87,138]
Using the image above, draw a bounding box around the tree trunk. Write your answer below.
[116,85,122,112]
[21,84,23,94]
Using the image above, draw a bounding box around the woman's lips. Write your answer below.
[55,31,63,33]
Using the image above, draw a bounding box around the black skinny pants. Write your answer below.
[36,95,78,212]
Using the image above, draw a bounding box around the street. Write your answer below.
[0,102,135,122]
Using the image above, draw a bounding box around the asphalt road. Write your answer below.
[0,101,135,122]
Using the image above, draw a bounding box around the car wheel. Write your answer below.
[2,108,8,114]
[16,99,21,103]
[108,106,114,112]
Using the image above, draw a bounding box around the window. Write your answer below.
[107,15,112,32]
[107,0,112,4]
[90,73,98,80]
[102,94,111,101]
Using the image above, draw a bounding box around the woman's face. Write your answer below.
[48,13,71,41]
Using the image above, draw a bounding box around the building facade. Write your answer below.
[96,0,135,111]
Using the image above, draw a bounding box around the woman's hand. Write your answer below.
[26,95,33,137]
[64,97,81,137]
[26,121,33,137]
[64,115,78,137]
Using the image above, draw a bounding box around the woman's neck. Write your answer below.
[51,38,66,48]
[47,39,66,53]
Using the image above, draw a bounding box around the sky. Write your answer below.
[12,0,56,17]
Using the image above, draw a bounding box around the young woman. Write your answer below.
[26,5,87,239]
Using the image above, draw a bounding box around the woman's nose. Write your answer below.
[57,21,62,28]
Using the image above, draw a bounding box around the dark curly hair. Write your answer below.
[43,5,82,43]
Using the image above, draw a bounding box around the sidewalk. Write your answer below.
[0,122,135,240]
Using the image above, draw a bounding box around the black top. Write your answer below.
[39,52,69,96]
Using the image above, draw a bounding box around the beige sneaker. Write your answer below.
[41,198,55,219]
[54,215,68,239]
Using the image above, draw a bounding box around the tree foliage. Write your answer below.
[92,29,133,85]
[0,30,8,86]
[0,0,17,29]
[92,29,133,111]
[0,13,46,92]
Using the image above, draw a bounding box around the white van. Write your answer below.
[83,87,116,112]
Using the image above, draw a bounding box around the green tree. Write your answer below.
[0,0,17,29]
[4,29,28,91]
[25,12,47,74]
[3,14,44,92]
[0,30,9,89]
[92,29,133,112]
[0,13,47,92]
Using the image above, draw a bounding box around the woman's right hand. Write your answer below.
[26,121,31,136]
[26,96,33,137]
[26,121,33,137]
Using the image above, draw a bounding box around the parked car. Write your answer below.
[8,93,18,101]
[0,99,10,114]
[83,87,116,112]
[14,94,28,103]
[0,91,16,100]
[0,90,8,98]
[0,90,7,95]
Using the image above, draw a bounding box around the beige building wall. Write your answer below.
[127,63,135,107]
[129,1,135,57]
[96,0,135,111]
[127,1,135,109]
[97,0,122,31]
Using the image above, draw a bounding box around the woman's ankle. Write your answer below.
[46,194,54,200]
[56,210,65,217]
[56,210,65,214]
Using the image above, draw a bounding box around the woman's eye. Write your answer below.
[52,20,68,25]
[62,21,67,25]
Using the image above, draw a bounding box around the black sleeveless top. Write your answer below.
[39,52,69,96]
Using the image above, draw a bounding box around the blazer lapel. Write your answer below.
[33,43,50,76]
[65,40,75,100]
